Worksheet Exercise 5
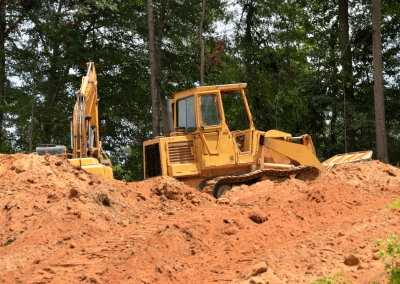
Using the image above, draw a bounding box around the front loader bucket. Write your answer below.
[322,150,373,170]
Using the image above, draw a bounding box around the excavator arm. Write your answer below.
[69,62,113,178]
[72,62,102,160]
[35,62,113,179]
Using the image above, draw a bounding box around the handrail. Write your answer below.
[100,145,112,167]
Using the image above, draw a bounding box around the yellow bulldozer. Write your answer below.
[36,62,113,179]
[143,83,372,198]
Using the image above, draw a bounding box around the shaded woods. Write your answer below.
[0,0,399,181]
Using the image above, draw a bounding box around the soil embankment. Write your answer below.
[1,153,400,283]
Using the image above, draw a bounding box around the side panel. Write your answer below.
[200,130,236,168]
[166,137,201,177]
[168,140,195,164]
[144,136,202,179]
[170,163,201,177]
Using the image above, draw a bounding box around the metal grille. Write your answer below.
[168,141,195,164]
[145,143,162,178]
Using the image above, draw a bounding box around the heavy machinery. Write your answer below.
[36,62,113,179]
[143,83,372,198]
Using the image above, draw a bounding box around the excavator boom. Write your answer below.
[69,62,113,179]
[36,62,113,180]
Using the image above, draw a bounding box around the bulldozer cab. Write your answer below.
[147,83,373,192]
[163,83,255,168]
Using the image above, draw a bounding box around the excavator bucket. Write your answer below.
[322,150,373,170]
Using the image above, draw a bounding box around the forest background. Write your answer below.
[0,0,399,181]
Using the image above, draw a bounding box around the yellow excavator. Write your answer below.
[36,62,113,179]
[143,83,372,198]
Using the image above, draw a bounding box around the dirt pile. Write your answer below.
[322,160,400,192]
[1,154,400,284]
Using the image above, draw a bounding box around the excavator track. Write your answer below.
[209,165,320,198]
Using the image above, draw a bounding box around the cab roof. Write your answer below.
[171,83,247,99]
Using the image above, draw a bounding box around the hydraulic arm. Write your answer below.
[36,62,113,179]
[69,62,113,178]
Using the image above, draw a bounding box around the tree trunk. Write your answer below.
[0,1,5,152]
[92,14,96,61]
[244,0,254,83]
[42,43,61,144]
[275,76,279,129]
[29,71,36,153]
[329,104,337,158]
[42,1,65,144]
[338,0,355,151]
[243,0,254,128]
[371,0,388,163]
[282,19,293,82]
[147,0,160,138]
[199,0,206,86]
[155,0,167,100]
[343,81,347,153]
[328,29,338,157]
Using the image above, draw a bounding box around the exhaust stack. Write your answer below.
[161,98,174,136]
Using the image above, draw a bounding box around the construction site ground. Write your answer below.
[1,153,400,284]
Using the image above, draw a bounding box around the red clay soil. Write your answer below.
[1,153,400,284]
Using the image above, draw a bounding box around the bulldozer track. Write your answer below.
[209,165,320,198]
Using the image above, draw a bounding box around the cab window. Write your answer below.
[221,91,250,131]
[176,96,196,131]
[199,94,221,127]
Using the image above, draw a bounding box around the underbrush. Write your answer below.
[311,273,352,284]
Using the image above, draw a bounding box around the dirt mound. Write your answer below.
[0,155,399,283]
[322,160,400,192]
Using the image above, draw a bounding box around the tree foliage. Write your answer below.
[0,0,399,180]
